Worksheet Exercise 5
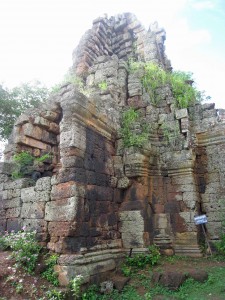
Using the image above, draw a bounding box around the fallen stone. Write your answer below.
[152,271,187,291]
[188,270,208,282]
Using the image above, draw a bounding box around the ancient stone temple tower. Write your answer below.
[1,13,225,284]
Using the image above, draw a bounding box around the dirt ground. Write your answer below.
[0,251,65,300]
[0,251,225,299]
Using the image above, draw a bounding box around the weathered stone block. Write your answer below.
[182,192,199,209]
[51,182,85,201]
[0,218,6,232]
[120,210,144,248]
[48,221,78,237]
[21,188,50,203]
[175,108,188,119]
[7,218,21,232]
[45,197,80,222]
[4,178,34,190]
[2,189,21,200]
[21,202,45,219]
[3,197,21,209]
[117,177,130,189]
[35,177,51,191]
[0,162,15,175]
[6,207,21,218]
[22,219,47,233]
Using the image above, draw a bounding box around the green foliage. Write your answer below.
[128,58,144,73]
[170,71,196,108]
[11,151,51,179]
[141,63,168,105]
[125,245,160,269]
[128,60,207,109]
[81,284,99,300]
[46,289,65,300]
[41,254,59,286]
[0,235,8,250]
[70,275,84,299]
[120,108,149,148]
[214,234,225,256]
[52,72,92,96]
[121,264,132,277]
[98,81,108,91]
[1,229,41,273]
[161,121,180,147]
[0,81,49,139]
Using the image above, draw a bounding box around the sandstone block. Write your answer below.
[21,188,50,203]
[182,192,198,209]
[6,207,21,218]
[21,202,45,219]
[48,221,77,237]
[3,197,21,209]
[175,108,188,119]
[33,116,50,129]
[2,189,21,200]
[120,210,144,248]
[35,177,51,191]
[51,182,85,200]
[117,177,130,189]
[0,162,15,175]
[22,218,47,233]
[4,178,34,190]
[45,197,79,222]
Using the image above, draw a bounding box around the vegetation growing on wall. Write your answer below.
[128,60,208,108]
[120,108,149,148]
[11,151,52,179]
[161,121,181,148]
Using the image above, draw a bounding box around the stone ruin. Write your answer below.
[1,13,225,285]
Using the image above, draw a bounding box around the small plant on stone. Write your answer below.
[147,244,161,266]
[70,274,84,299]
[161,121,181,148]
[124,244,160,270]
[2,228,41,273]
[11,151,52,179]
[128,58,144,73]
[41,253,59,286]
[98,81,108,91]
[120,108,149,148]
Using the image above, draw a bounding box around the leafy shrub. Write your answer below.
[41,254,59,286]
[215,234,225,256]
[11,151,52,179]
[46,289,65,300]
[81,284,99,300]
[123,244,160,271]
[70,275,84,299]
[2,229,41,273]
[120,108,149,148]
[129,60,208,108]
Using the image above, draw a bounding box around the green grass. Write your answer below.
[81,260,225,300]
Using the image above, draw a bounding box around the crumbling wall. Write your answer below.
[1,13,225,284]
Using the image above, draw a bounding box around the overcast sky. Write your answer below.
[0,0,224,108]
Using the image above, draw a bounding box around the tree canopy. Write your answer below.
[0,81,49,140]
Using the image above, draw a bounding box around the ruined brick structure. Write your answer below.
[1,13,225,285]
